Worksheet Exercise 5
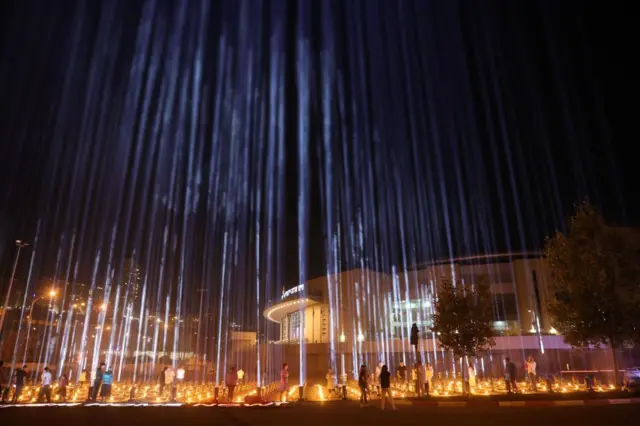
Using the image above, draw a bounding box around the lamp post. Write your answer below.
[0,240,29,338]
[22,290,56,365]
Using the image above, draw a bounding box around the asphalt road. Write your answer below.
[1,402,638,425]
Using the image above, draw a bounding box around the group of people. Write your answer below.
[0,362,71,404]
[158,364,186,398]
[505,355,537,393]
[83,362,114,402]
[358,363,397,410]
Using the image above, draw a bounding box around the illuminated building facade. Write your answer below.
[263,252,598,379]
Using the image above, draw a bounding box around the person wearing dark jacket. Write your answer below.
[505,357,518,393]
[358,365,369,405]
[92,362,106,401]
[12,365,28,403]
[379,365,396,411]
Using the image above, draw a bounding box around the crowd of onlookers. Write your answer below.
[0,354,542,406]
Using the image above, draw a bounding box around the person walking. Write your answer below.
[57,374,68,402]
[379,365,396,411]
[226,366,238,402]
[0,361,9,402]
[279,363,289,402]
[100,369,113,402]
[38,367,53,403]
[358,364,369,406]
[505,357,518,393]
[12,364,28,403]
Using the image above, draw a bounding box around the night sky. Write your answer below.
[0,0,636,329]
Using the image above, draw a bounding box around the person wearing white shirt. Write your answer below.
[176,366,185,382]
[38,367,52,403]
[527,356,537,391]
[165,366,175,386]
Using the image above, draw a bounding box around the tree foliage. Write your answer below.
[431,277,495,361]
[544,201,640,385]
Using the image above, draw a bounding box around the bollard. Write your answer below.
[298,385,304,401]
[214,386,219,401]
[546,377,553,393]
[129,386,136,402]
[257,386,262,399]
[464,380,471,395]
[425,381,429,397]
[342,385,347,400]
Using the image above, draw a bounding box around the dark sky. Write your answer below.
[0,0,635,327]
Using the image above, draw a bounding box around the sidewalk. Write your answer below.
[409,398,640,407]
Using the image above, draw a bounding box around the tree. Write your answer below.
[431,278,495,393]
[544,201,640,388]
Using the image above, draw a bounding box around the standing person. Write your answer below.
[159,366,167,395]
[164,365,175,397]
[425,363,434,394]
[415,361,425,397]
[57,374,68,402]
[79,369,87,388]
[88,368,96,401]
[226,366,238,402]
[100,369,113,402]
[91,362,106,401]
[374,362,383,395]
[505,357,517,393]
[397,362,407,387]
[279,363,289,402]
[468,365,477,390]
[326,368,336,397]
[379,365,396,411]
[358,364,369,406]
[12,364,28,403]
[527,356,537,391]
[38,367,53,403]
[237,368,245,384]
[0,361,9,402]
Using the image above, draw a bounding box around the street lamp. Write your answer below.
[22,289,56,365]
[0,240,30,336]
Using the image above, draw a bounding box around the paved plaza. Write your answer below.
[2,401,639,426]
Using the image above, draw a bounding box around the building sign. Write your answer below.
[281,284,304,300]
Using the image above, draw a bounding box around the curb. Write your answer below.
[410,398,640,407]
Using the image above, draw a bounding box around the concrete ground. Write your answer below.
[2,401,639,426]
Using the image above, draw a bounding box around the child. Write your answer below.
[57,374,68,402]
